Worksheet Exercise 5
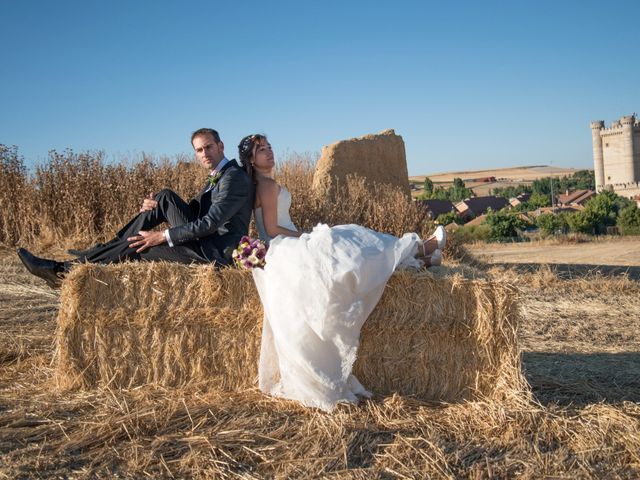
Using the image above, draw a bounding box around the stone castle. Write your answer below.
[591,114,640,199]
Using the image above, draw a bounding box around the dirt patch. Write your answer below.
[468,237,640,268]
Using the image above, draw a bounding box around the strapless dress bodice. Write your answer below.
[254,187,298,243]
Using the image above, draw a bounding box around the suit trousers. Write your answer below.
[75,189,211,265]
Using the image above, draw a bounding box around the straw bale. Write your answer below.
[55,263,525,402]
[311,129,412,200]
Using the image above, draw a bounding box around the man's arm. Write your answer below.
[126,192,167,252]
[167,167,252,245]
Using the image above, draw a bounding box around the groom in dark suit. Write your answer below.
[17,128,255,288]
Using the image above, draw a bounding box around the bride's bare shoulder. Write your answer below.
[255,178,281,208]
[256,177,280,196]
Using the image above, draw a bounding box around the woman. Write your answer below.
[239,134,446,412]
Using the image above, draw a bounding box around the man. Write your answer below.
[17,128,254,288]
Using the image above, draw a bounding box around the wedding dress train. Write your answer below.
[252,188,422,411]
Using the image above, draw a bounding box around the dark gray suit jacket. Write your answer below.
[168,160,254,265]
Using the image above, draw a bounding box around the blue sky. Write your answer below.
[1,0,638,175]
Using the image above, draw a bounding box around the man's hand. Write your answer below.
[140,192,158,212]
[128,230,166,253]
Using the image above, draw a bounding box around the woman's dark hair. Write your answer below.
[238,134,267,179]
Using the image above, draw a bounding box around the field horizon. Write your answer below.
[411,164,590,182]
[409,164,592,197]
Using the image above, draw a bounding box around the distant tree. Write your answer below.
[448,178,473,202]
[532,170,596,197]
[535,213,564,236]
[584,191,630,227]
[423,177,434,196]
[485,209,530,240]
[617,204,640,235]
[434,189,450,200]
[565,191,631,234]
[531,178,551,196]
[570,170,596,190]
[435,211,463,225]
[528,192,550,209]
[493,184,531,199]
[417,177,472,202]
[566,209,597,234]
[511,202,529,213]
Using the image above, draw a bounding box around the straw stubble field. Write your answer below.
[1,150,639,477]
[2,244,639,479]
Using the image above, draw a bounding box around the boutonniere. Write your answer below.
[208,171,223,188]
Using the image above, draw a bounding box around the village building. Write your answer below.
[455,196,510,220]
[557,189,596,207]
[508,193,532,208]
[415,199,457,220]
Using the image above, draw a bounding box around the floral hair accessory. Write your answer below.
[232,235,267,269]
[238,135,256,161]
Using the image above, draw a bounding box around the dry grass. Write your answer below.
[1,148,437,252]
[0,147,204,249]
[2,248,640,478]
[2,383,639,479]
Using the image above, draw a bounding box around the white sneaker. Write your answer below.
[434,226,447,250]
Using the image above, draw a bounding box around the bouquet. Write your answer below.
[232,236,267,269]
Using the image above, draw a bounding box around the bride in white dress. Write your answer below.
[239,134,446,412]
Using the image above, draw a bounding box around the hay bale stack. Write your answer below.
[56,263,525,402]
[311,129,412,200]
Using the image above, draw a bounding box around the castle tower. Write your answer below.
[591,113,640,200]
[620,115,636,183]
[636,116,640,180]
[590,120,605,191]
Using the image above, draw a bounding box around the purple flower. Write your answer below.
[232,236,268,270]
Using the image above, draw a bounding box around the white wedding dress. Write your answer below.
[252,188,423,412]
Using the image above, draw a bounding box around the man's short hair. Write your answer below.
[191,128,221,145]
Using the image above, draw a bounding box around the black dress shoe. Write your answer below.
[16,248,65,289]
